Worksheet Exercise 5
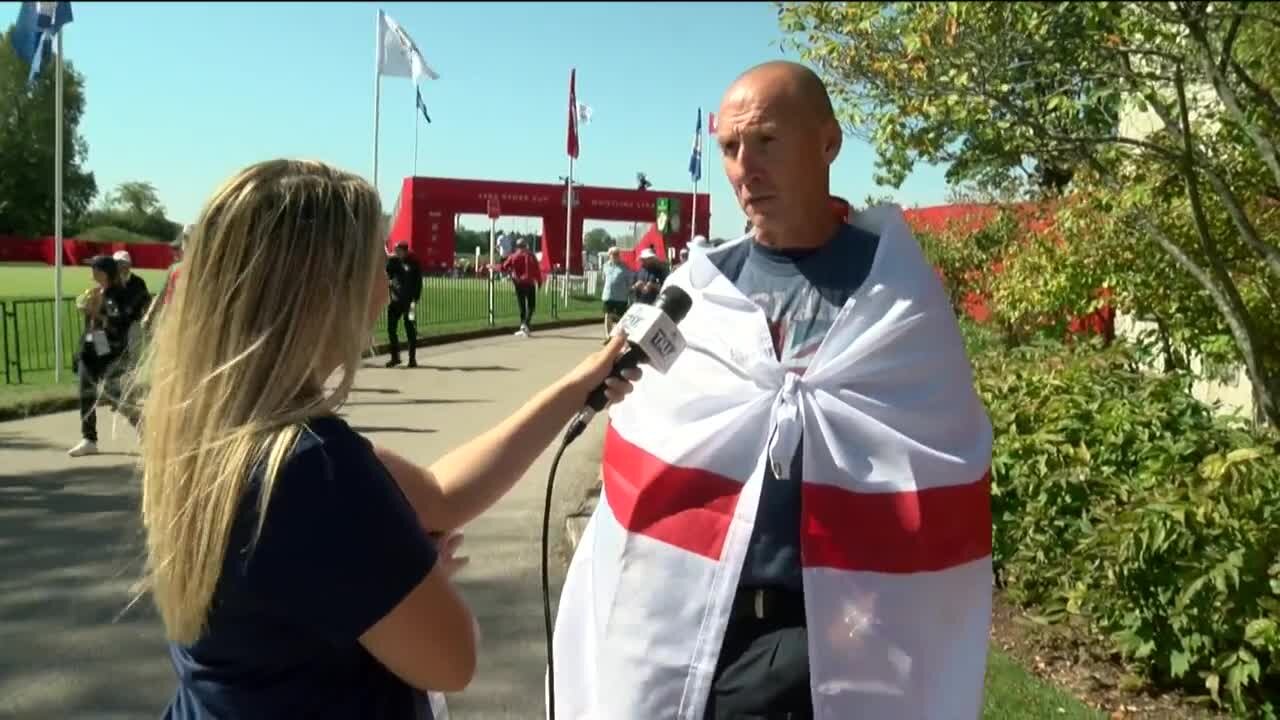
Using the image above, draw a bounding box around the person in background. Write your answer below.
[112,250,151,358]
[69,255,141,457]
[600,246,634,337]
[631,247,668,305]
[134,159,640,719]
[500,237,543,337]
[143,229,189,330]
[386,241,423,368]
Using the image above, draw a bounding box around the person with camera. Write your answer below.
[68,255,143,457]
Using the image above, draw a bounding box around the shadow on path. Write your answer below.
[343,398,488,408]
[0,432,64,452]
[412,365,518,373]
[348,425,437,435]
[0,463,172,718]
[349,387,402,395]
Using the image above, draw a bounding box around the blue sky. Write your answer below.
[57,1,950,240]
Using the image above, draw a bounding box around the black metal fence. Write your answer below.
[1,273,602,385]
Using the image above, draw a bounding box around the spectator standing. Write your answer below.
[69,255,141,457]
[631,247,668,305]
[385,242,423,368]
[499,238,543,337]
[600,247,634,337]
[112,250,151,359]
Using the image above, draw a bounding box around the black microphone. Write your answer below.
[562,285,693,444]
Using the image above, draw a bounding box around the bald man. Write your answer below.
[551,62,993,720]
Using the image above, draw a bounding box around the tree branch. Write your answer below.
[1217,1,1247,77]
[1229,58,1280,129]
[1182,5,1280,193]
[1119,53,1280,281]
[1174,64,1278,426]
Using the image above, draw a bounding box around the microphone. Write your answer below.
[562,285,693,444]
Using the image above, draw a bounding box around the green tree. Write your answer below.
[0,26,96,236]
[79,180,180,243]
[454,227,488,256]
[106,180,164,217]
[778,1,1280,428]
[583,227,614,254]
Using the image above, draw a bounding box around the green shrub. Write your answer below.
[77,225,157,244]
[973,336,1280,714]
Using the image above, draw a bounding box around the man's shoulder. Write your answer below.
[706,235,752,283]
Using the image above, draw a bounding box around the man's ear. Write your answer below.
[823,122,843,165]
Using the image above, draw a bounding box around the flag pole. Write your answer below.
[688,109,701,250]
[413,95,419,177]
[564,155,573,305]
[372,11,382,192]
[53,30,64,383]
[488,216,496,327]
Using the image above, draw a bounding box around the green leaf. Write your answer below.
[1170,649,1191,678]
[1205,672,1221,704]
[1245,619,1278,649]
[1224,447,1263,465]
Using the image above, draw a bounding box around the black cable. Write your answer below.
[541,427,577,720]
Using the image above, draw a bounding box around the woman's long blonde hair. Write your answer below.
[136,159,385,644]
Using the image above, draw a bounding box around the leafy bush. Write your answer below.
[75,208,180,244]
[916,206,1022,310]
[77,225,158,245]
[973,333,1280,714]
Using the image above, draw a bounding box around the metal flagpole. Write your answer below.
[488,217,496,327]
[564,156,574,305]
[372,11,382,191]
[53,31,64,383]
[691,175,698,246]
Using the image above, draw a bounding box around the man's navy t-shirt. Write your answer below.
[709,222,879,593]
[164,416,439,720]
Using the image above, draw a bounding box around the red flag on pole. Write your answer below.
[567,68,580,159]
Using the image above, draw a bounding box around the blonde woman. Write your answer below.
[138,160,639,719]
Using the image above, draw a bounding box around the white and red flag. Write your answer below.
[551,204,995,719]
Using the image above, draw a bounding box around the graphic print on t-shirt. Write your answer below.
[747,287,843,374]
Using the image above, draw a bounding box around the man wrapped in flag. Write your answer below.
[550,61,993,719]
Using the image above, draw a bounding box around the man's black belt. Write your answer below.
[729,587,806,623]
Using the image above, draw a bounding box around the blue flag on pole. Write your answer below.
[688,108,703,182]
[13,2,74,85]
[416,87,432,124]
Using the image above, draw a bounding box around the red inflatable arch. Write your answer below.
[386,176,710,274]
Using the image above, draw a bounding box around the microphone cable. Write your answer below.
[541,418,584,720]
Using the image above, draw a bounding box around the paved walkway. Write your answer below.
[0,325,610,719]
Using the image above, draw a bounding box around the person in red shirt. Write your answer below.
[499,238,543,337]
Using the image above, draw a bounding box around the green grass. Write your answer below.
[1,263,601,416]
[984,650,1104,719]
[0,263,171,301]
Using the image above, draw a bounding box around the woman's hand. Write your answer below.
[432,530,470,578]
[563,333,642,404]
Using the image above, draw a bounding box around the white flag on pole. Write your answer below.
[576,102,593,127]
[377,11,439,84]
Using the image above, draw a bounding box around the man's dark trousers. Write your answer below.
[703,589,813,719]
[387,301,417,365]
[514,283,536,327]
